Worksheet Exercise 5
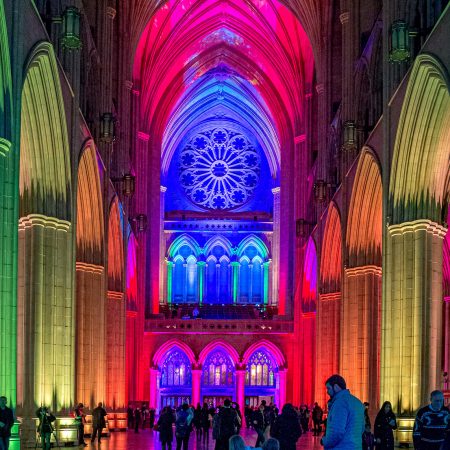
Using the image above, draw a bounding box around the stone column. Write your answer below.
[166,260,174,304]
[17,215,75,446]
[183,263,188,302]
[216,264,220,302]
[235,368,246,409]
[277,369,287,408]
[106,291,126,409]
[192,369,202,406]
[262,261,270,305]
[0,139,17,405]
[443,297,450,380]
[341,266,381,410]
[197,262,206,305]
[75,262,106,408]
[381,220,446,415]
[315,293,340,408]
[159,186,167,303]
[272,187,280,309]
[149,367,159,409]
[249,264,254,303]
[231,262,239,304]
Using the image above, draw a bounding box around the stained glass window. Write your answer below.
[203,349,235,386]
[161,349,192,387]
[179,127,260,210]
[245,350,276,386]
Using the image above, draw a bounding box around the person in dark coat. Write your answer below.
[374,401,397,450]
[127,404,134,429]
[193,403,202,440]
[91,402,107,443]
[36,406,56,450]
[0,396,14,450]
[271,403,302,450]
[252,404,266,447]
[134,408,141,433]
[157,406,175,450]
[74,402,87,446]
[312,402,324,436]
[200,403,210,446]
[216,399,239,450]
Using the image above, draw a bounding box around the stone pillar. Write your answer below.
[192,369,202,406]
[277,369,287,408]
[17,215,75,446]
[166,260,174,304]
[272,187,280,309]
[249,264,254,303]
[381,220,446,415]
[75,262,106,408]
[0,139,17,405]
[236,368,246,409]
[197,262,206,305]
[231,262,239,304]
[216,264,220,302]
[316,293,340,408]
[101,6,116,112]
[341,266,381,410]
[159,186,167,303]
[263,261,270,305]
[443,297,450,380]
[149,368,159,409]
[183,263,188,302]
[106,291,126,409]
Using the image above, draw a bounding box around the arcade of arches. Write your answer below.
[0,0,449,447]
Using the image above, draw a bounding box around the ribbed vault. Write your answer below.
[347,148,382,267]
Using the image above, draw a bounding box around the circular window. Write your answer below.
[179,127,260,210]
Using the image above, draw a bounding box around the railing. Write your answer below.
[145,318,293,333]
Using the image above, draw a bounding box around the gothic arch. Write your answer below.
[167,233,201,259]
[320,202,342,293]
[108,197,124,292]
[153,339,196,368]
[347,147,382,267]
[242,340,285,368]
[76,141,104,265]
[0,0,12,147]
[203,235,233,257]
[390,53,450,224]
[199,340,240,366]
[236,234,270,259]
[302,237,318,313]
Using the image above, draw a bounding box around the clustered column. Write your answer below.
[271,187,280,307]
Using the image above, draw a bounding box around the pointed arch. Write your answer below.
[108,197,124,292]
[320,202,342,293]
[302,237,317,313]
[204,235,233,256]
[76,141,104,265]
[153,339,196,367]
[242,340,285,368]
[347,147,382,267]
[199,340,240,366]
[19,41,72,219]
[167,233,201,259]
[390,53,450,224]
[236,234,270,259]
[126,233,138,310]
[0,0,12,147]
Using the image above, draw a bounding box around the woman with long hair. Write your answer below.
[271,403,302,450]
[374,401,397,450]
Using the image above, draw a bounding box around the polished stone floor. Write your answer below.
[78,428,323,449]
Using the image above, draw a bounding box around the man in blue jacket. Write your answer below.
[321,374,365,449]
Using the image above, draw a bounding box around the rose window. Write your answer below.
[179,128,260,210]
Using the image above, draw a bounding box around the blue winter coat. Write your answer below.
[322,389,365,450]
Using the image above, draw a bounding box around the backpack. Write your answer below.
[176,410,190,438]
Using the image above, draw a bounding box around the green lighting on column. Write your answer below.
[263,261,270,305]
[197,261,206,306]
[231,262,240,304]
[167,261,173,304]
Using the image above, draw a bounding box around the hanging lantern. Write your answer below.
[314,180,327,203]
[390,20,410,62]
[100,113,116,143]
[61,6,82,50]
[135,214,148,232]
[343,120,357,149]
[122,174,135,197]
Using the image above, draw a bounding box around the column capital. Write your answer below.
[339,12,349,24]
[123,80,133,90]
[138,131,150,142]
[0,137,11,157]
[106,6,116,19]
[160,185,167,193]
[388,219,447,239]
[315,83,325,95]
[271,187,280,195]
[294,134,306,144]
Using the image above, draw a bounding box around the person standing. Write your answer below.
[91,402,107,444]
[374,401,397,450]
[312,402,324,436]
[200,403,210,447]
[320,374,365,449]
[216,399,239,450]
[74,403,87,447]
[252,403,266,448]
[157,406,175,450]
[363,403,371,430]
[36,406,56,450]
[126,404,134,430]
[0,396,14,450]
[134,408,141,434]
[175,403,193,450]
[413,390,450,450]
[271,403,302,450]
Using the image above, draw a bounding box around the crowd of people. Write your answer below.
[2,374,450,449]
